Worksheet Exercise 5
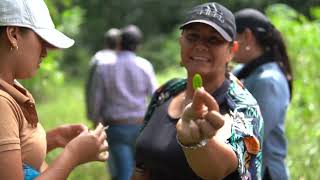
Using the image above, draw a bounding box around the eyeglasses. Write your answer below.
[183,31,227,47]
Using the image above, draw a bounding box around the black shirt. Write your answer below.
[135,79,240,180]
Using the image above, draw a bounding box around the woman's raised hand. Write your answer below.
[46,124,88,150]
[176,88,225,146]
[64,123,108,165]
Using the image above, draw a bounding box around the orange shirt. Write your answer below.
[0,79,46,171]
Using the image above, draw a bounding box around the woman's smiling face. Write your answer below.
[179,23,233,77]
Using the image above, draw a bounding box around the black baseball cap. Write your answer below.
[234,8,272,33]
[180,2,236,42]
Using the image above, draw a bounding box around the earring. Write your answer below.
[10,44,18,51]
[245,46,251,51]
[231,41,239,53]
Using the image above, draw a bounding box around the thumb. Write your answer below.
[191,87,219,116]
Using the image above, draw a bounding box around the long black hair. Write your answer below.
[235,9,293,99]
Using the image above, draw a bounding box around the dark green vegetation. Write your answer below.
[26,1,320,179]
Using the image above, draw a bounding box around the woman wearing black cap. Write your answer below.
[233,8,293,180]
[133,2,263,180]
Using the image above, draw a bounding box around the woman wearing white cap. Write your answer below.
[133,2,264,180]
[0,0,108,179]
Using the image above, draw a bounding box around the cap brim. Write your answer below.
[180,20,232,42]
[33,28,75,49]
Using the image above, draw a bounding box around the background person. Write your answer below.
[0,0,108,179]
[232,8,293,180]
[133,2,263,180]
[88,24,157,180]
[86,27,121,126]
[86,27,121,180]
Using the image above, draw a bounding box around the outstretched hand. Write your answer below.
[176,87,225,146]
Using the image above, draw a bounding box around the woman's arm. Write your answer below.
[38,124,108,179]
[0,148,80,180]
[176,88,238,179]
[46,124,88,153]
[182,138,238,179]
[0,150,24,180]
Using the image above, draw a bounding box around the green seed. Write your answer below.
[192,73,203,90]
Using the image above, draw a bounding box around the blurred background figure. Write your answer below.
[232,8,293,180]
[86,27,121,124]
[87,24,157,180]
[85,27,121,180]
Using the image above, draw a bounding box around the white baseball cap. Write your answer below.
[0,0,74,49]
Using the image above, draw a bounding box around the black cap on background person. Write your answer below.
[234,8,272,34]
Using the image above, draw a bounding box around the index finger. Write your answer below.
[191,87,219,113]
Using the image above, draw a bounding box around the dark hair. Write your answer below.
[104,28,120,50]
[0,26,30,35]
[235,9,293,99]
[120,25,142,51]
[0,26,6,35]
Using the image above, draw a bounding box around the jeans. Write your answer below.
[106,124,142,180]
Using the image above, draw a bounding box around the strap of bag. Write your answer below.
[141,78,187,130]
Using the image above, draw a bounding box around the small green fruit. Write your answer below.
[192,73,203,90]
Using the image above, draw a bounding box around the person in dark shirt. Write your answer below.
[133,2,264,180]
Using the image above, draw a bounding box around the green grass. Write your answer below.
[36,79,110,180]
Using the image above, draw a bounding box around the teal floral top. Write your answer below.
[137,74,263,180]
